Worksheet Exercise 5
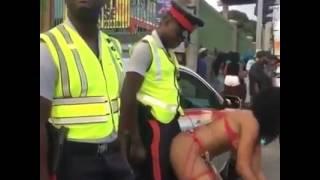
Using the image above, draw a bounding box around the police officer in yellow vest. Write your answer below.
[119,1,204,179]
[40,0,133,180]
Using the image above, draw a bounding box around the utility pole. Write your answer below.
[185,0,199,71]
[256,0,264,52]
[263,21,272,50]
[222,4,229,19]
[229,19,238,52]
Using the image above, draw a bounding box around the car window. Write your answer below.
[179,71,223,109]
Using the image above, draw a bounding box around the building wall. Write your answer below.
[198,0,234,52]
[237,31,254,54]
[197,0,254,54]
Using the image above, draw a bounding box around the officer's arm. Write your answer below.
[252,145,266,180]
[40,97,52,180]
[236,111,260,180]
[119,42,151,162]
[40,43,56,180]
[119,72,145,157]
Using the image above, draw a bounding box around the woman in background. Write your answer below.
[212,52,227,94]
[223,52,246,102]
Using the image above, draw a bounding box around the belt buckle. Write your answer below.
[97,143,108,154]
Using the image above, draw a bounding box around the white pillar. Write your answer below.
[256,0,264,52]
[222,5,229,19]
[185,0,199,71]
[63,2,67,20]
[229,19,238,52]
[263,21,272,50]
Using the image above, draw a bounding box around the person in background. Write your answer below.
[244,54,255,105]
[197,47,209,80]
[212,52,227,94]
[249,51,273,101]
[246,55,256,72]
[206,49,217,83]
[269,55,280,88]
[223,52,246,102]
[264,54,278,79]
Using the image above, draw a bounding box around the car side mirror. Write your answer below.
[223,95,242,109]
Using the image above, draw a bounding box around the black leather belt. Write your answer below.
[64,141,119,155]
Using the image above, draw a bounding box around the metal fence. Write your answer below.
[100,0,158,33]
[99,0,131,31]
[43,0,159,33]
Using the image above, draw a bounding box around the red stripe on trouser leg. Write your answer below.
[148,120,162,180]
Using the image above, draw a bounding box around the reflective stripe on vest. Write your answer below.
[50,97,119,125]
[52,96,106,105]
[44,31,71,97]
[137,35,184,123]
[40,24,122,140]
[142,36,162,80]
[137,93,178,113]
[57,25,88,96]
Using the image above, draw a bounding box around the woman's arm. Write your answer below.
[224,63,229,75]
[235,111,260,180]
[252,145,266,180]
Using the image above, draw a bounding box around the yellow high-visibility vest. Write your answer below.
[40,24,123,141]
[137,35,183,124]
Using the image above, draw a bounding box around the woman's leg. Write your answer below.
[190,157,216,180]
[170,134,216,180]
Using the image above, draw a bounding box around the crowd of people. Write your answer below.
[197,49,280,106]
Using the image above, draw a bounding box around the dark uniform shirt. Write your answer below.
[249,62,273,96]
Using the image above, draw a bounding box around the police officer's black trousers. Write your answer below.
[133,104,181,180]
[57,140,134,180]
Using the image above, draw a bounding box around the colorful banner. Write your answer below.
[100,0,130,29]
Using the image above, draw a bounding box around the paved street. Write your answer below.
[262,138,280,180]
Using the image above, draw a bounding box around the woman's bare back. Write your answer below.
[170,109,260,180]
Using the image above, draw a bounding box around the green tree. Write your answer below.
[226,10,257,41]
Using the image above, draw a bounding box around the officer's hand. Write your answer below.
[128,141,146,166]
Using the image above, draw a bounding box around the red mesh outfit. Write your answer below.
[174,111,239,180]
